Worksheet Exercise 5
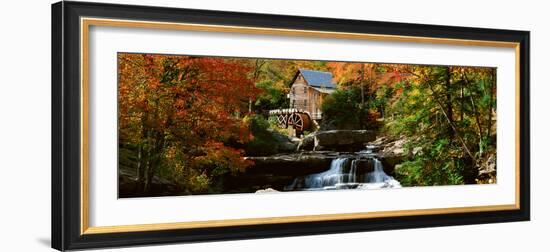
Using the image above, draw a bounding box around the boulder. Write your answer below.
[297,133,315,151]
[279,141,299,152]
[477,154,496,184]
[354,159,374,174]
[270,129,299,153]
[379,156,403,175]
[245,129,299,156]
[255,188,280,193]
[239,152,346,191]
[245,151,341,176]
[313,130,376,151]
[370,137,408,175]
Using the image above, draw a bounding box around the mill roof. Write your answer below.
[294,69,336,89]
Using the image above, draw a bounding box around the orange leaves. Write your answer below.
[192,140,253,175]
[327,62,362,87]
[118,53,259,176]
[327,62,412,92]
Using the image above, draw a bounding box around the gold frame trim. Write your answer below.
[80,17,522,235]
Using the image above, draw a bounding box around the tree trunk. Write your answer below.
[136,116,148,191]
[460,79,464,122]
[143,100,164,194]
[136,144,144,182]
[463,73,485,156]
[143,131,165,194]
[142,130,152,193]
[445,67,454,138]
[425,70,474,160]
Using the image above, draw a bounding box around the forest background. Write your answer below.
[118,53,497,196]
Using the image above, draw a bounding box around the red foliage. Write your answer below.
[118,53,260,175]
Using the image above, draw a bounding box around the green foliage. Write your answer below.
[395,139,465,186]
[267,116,292,135]
[186,173,211,194]
[254,80,286,111]
[321,86,388,130]
[372,85,394,117]
[243,115,280,156]
[320,87,369,130]
[387,66,496,186]
[248,59,329,114]
[118,53,498,196]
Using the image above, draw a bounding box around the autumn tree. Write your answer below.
[387,65,497,185]
[118,54,260,195]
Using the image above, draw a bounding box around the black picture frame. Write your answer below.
[52,1,530,251]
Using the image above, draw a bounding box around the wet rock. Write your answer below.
[412,147,423,155]
[313,130,376,151]
[240,152,348,191]
[245,151,341,176]
[270,129,299,153]
[369,137,409,174]
[353,159,374,174]
[477,154,496,184]
[279,141,299,152]
[379,155,404,175]
[255,188,280,193]
[246,129,298,156]
[297,133,315,151]
[356,179,402,189]
[329,183,361,190]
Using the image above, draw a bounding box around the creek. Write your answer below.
[284,146,401,191]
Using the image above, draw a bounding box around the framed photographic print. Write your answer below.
[51,1,530,250]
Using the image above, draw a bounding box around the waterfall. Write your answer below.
[286,156,401,191]
[303,158,349,189]
[354,157,402,189]
[349,159,358,183]
[366,158,389,183]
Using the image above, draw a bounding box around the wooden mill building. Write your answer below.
[288,69,336,120]
[269,69,336,136]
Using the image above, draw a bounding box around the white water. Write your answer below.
[349,159,358,183]
[366,158,389,183]
[286,156,401,191]
[358,158,402,189]
[303,158,350,188]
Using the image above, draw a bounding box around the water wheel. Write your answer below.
[271,111,312,137]
[288,113,311,133]
[277,114,288,128]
